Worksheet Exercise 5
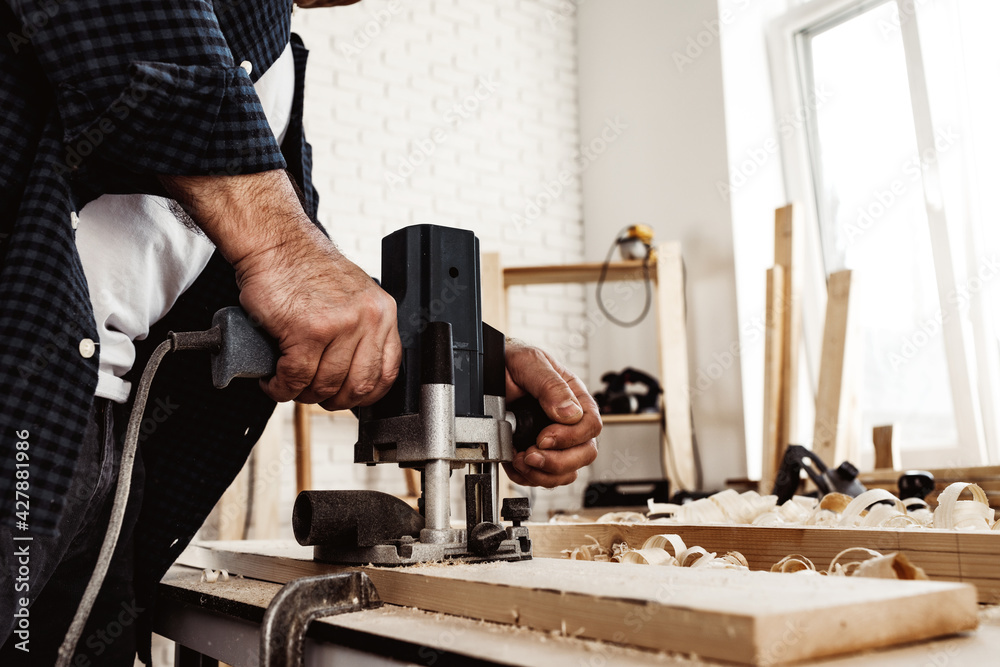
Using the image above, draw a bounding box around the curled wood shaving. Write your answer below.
[610,542,631,562]
[771,555,816,573]
[722,551,749,568]
[641,533,688,556]
[680,546,715,568]
[853,551,929,580]
[561,534,610,561]
[620,548,675,565]
[818,492,853,513]
[595,511,646,523]
[838,489,907,527]
[200,569,229,583]
[934,482,995,530]
[828,547,882,576]
[612,533,749,570]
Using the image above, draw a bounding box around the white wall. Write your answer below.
[718,0,797,479]
[263,0,589,535]
[577,0,746,489]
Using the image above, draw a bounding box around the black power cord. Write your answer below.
[596,226,652,328]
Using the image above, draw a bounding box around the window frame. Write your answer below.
[766,0,997,466]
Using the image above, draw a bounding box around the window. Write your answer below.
[769,0,1000,467]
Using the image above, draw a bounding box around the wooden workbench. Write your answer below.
[157,564,1000,667]
[158,566,695,666]
[174,540,980,665]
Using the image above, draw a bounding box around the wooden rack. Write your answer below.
[483,242,696,491]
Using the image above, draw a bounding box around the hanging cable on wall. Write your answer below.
[597,224,655,327]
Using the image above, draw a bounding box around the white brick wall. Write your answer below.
[265,0,589,535]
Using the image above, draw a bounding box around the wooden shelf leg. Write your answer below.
[656,242,696,491]
[293,402,312,495]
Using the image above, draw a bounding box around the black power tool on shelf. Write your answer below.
[593,367,661,415]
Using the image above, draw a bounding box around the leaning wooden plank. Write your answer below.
[526,522,1000,601]
[813,270,856,465]
[179,540,977,666]
[479,251,507,333]
[655,242,696,491]
[872,425,898,470]
[760,266,786,495]
[774,204,802,453]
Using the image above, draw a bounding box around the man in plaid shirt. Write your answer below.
[0,0,600,663]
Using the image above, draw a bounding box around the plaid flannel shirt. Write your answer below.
[0,0,319,625]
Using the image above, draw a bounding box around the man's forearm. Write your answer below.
[157,168,401,409]
[158,169,325,269]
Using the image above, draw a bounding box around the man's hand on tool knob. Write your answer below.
[159,170,401,410]
[503,340,601,488]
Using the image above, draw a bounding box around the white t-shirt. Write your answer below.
[76,44,296,402]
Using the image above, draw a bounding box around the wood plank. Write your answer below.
[503,259,656,287]
[527,522,1000,601]
[655,242,696,491]
[601,412,662,425]
[480,251,507,333]
[179,540,977,666]
[774,204,802,453]
[872,425,898,470]
[813,270,856,465]
[159,569,682,667]
[761,266,786,494]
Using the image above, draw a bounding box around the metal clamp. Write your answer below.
[260,572,382,667]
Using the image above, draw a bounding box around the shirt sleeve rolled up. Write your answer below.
[6,0,286,177]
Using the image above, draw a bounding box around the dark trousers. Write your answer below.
[0,399,144,666]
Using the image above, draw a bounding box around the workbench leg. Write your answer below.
[174,644,219,667]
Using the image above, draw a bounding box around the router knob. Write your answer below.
[469,522,506,556]
[501,497,531,527]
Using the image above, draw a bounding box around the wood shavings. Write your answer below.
[587,532,931,582]
[827,547,883,576]
[934,482,995,530]
[838,489,906,526]
[853,552,929,580]
[595,511,646,523]
[818,492,852,513]
[614,534,749,571]
[610,542,631,561]
[771,555,816,574]
[200,568,229,583]
[561,534,611,561]
[620,548,675,565]
[624,482,995,532]
[560,476,997,538]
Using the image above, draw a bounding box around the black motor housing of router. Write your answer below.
[369,224,485,421]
